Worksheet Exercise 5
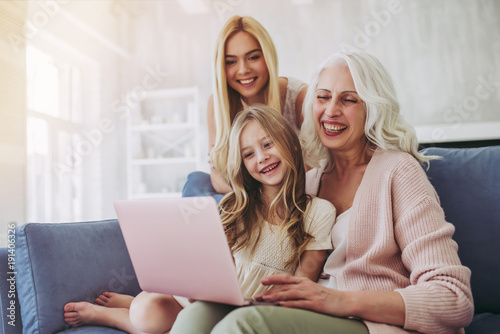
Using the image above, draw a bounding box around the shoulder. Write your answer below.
[304,198,336,233]
[369,148,436,202]
[279,77,307,93]
[373,147,411,161]
[207,94,214,114]
[279,77,288,96]
[306,197,336,218]
[371,148,423,176]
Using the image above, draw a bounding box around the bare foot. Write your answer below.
[95,292,134,309]
[64,302,102,327]
[64,302,139,333]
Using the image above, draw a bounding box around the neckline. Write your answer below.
[317,147,381,214]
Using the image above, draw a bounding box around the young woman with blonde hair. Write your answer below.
[183,15,307,201]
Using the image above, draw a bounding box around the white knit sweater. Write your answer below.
[306,148,474,334]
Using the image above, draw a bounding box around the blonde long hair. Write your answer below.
[300,51,438,171]
[220,105,312,270]
[211,15,281,178]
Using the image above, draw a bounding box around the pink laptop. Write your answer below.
[114,196,255,306]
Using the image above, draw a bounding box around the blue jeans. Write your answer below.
[182,171,224,204]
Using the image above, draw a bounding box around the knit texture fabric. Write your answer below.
[234,197,335,299]
[306,148,474,334]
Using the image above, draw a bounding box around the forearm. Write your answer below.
[340,290,405,327]
[294,250,326,282]
[210,168,232,194]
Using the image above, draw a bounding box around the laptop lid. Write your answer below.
[114,196,245,306]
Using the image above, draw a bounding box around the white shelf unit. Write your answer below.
[126,87,201,199]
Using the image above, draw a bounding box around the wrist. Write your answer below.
[336,290,406,327]
[337,290,360,318]
[344,291,363,319]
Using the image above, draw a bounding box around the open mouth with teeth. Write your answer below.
[260,162,280,174]
[323,122,347,134]
[238,77,256,86]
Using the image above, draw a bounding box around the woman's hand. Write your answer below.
[254,274,349,317]
[256,274,406,327]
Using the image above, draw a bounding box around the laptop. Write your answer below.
[114,196,270,306]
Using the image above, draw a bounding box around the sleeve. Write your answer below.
[304,198,336,251]
[390,156,474,333]
[305,159,328,196]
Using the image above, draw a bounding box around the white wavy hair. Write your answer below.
[300,51,437,170]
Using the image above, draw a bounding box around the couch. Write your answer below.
[1,146,499,334]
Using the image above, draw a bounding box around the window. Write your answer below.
[26,44,91,222]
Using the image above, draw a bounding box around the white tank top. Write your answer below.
[318,209,351,289]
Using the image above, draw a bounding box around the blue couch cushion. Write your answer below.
[423,146,500,315]
[16,219,142,334]
[466,313,500,334]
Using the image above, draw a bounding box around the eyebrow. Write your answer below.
[316,88,358,95]
[225,48,262,58]
[240,135,269,152]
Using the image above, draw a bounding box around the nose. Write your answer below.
[237,60,250,74]
[256,149,269,164]
[324,98,342,118]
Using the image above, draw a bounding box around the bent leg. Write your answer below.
[129,291,183,333]
[181,171,224,203]
[95,292,134,309]
[64,302,139,334]
[170,301,237,334]
[212,306,369,334]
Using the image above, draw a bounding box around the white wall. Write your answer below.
[126,0,500,144]
[2,0,499,224]
[100,0,499,218]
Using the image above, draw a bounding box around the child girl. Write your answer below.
[217,105,335,298]
[64,105,335,333]
[182,15,308,202]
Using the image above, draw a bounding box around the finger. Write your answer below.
[261,287,308,302]
[255,285,288,300]
[277,299,314,310]
[256,281,298,299]
[261,274,300,286]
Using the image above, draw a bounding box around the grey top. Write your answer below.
[282,77,306,135]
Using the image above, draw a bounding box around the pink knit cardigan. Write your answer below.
[306,148,474,334]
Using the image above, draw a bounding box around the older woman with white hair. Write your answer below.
[170,51,474,334]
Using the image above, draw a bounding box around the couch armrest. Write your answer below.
[0,247,23,334]
[16,219,142,334]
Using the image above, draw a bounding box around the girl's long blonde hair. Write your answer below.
[220,105,312,270]
[211,15,281,178]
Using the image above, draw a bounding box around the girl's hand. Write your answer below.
[255,274,349,317]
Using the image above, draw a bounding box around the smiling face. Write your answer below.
[224,31,270,105]
[313,64,367,152]
[239,120,287,196]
